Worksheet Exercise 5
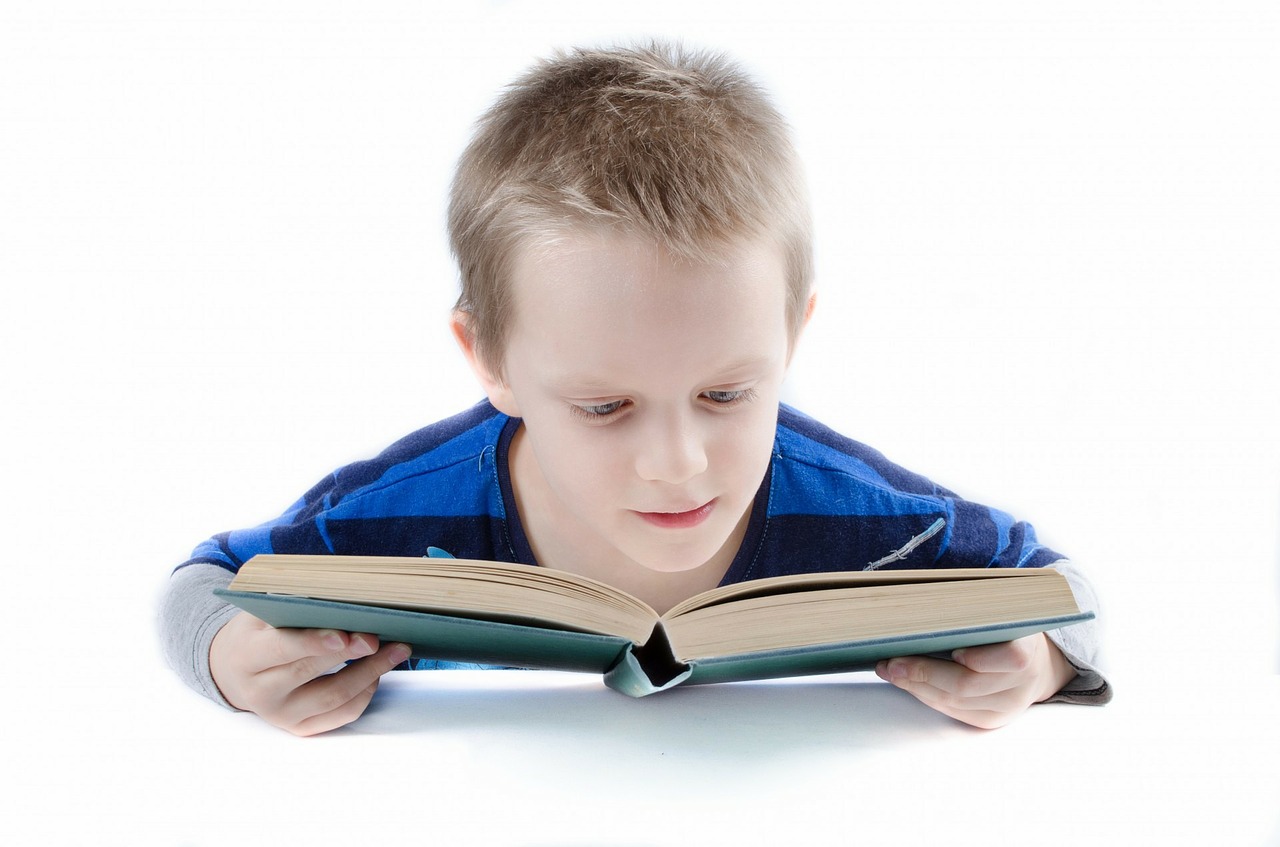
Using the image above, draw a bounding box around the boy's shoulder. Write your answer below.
[774,404,950,501]
[336,401,505,480]
[313,400,512,509]
[730,405,958,582]
[186,400,521,570]
[757,405,1062,574]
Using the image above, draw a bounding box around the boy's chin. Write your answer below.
[630,557,713,574]
[622,536,734,574]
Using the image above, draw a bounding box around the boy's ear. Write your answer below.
[450,311,520,417]
[787,290,818,365]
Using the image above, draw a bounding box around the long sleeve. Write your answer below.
[1044,559,1112,704]
[159,562,238,709]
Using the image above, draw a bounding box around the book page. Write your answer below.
[229,555,659,644]
[665,573,1081,660]
[663,567,1050,619]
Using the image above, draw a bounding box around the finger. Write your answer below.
[272,642,412,735]
[878,656,1017,701]
[236,630,380,717]
[875,658,1033,728]
[257,626,378,673]
[266,630,382,693]
[290,680,382,737]
[950,635,1040,675]
[284,643,411,736]
[930,704,1015,730]
[876,671,1021,729]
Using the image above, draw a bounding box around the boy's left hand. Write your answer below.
[875,633,1077,729]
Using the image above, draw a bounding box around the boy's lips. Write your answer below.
[633,499,716,529]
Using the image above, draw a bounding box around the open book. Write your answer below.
[215,554,1091,697]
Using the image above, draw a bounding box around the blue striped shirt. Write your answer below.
[180,400,1060,580]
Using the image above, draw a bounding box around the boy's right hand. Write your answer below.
[210,611,412,736]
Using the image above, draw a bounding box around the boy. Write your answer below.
[161,42,1110,736]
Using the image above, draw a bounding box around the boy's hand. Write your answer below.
[875,633,1076,729]
[210,611,412,736]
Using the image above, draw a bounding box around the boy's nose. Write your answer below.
[634,414,708,485]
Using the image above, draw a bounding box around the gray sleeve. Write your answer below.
[158,563,241,709]
[1042,559,1113,705]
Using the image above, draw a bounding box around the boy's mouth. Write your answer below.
[633,500,716,529]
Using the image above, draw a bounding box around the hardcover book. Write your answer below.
[216,554,1091,697]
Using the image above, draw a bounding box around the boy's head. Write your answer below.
[448,41,812,378]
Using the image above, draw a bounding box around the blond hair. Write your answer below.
[449,42,812,375]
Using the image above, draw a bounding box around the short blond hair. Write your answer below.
[449,42,812,375]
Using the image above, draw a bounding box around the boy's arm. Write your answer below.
[159,562,244,708]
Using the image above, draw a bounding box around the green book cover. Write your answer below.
[214,587,1092,698]
[214,589,632,674]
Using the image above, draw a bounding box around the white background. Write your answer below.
[2,1,1277,841]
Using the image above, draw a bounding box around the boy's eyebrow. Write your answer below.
[553,356,778,392]
[707,355,778,380]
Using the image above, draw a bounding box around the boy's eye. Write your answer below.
[702,388,756,406]
[574,400,626,418]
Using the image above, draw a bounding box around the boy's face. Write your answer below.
[463,229,799,579]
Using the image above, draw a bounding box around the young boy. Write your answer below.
[161,42,1110,736]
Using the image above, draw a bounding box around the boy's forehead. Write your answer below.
[508,228,789,303]
[502,228,792,374]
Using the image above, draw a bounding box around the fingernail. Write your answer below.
[321,632,345,651]
[350,635,376,657]
[876,660,905,683]
[389,644,412,664]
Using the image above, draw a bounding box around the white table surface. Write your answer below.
[11,663,1278,847]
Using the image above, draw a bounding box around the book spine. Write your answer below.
[602,643,693,697]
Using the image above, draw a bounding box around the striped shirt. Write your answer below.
[180,400,1061,580]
